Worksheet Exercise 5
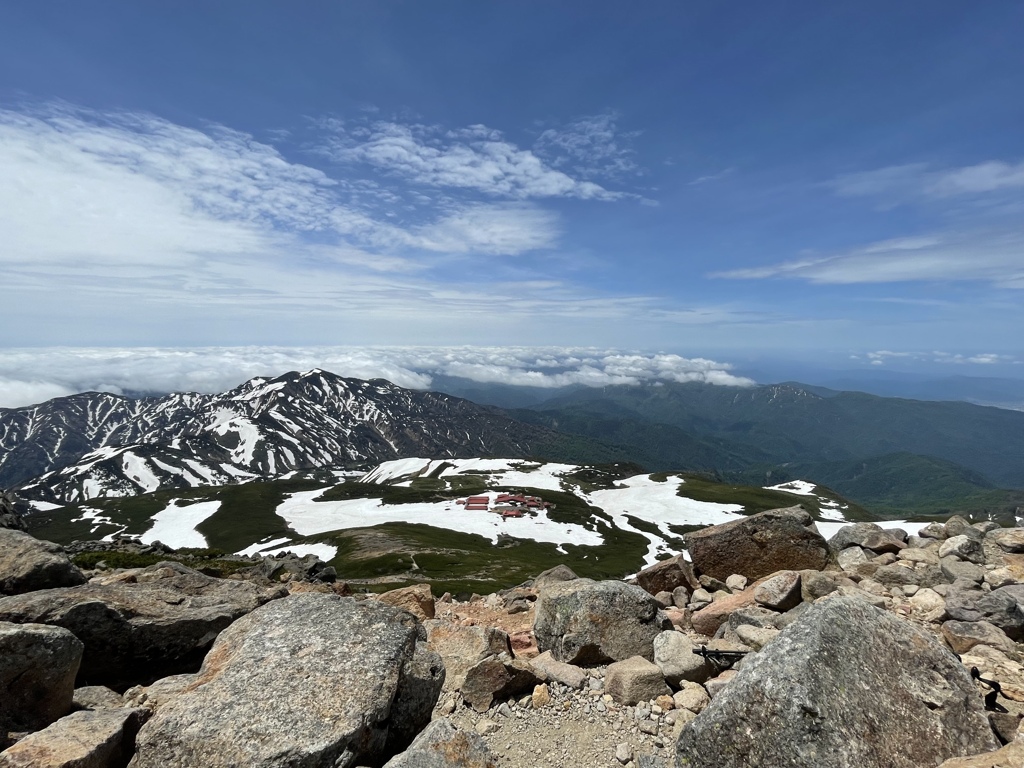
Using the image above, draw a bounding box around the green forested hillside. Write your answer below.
[512,381,1024,516]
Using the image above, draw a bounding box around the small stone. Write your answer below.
[985,568,1017,589]
[837,546,870,572]
[656,694,675,711]
[474,718,500,735]
[673,681,710,714]
[735,624,780,651]
[616,742,633,764]
[638,719,659,735]
[689,588,713,608]
[938,535,985,564]
[919,523,948,540]
[671,586,690,609]
[653,591,674,608]
[532,683,551,709]
[753,570,802,611]
[725,574,748,592]
[704,670,737,699]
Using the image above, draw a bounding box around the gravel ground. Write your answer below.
[437,667,684,768]
[426,596,688,767]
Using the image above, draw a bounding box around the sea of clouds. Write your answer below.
[0,346,755,409]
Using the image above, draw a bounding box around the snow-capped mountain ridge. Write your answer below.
[1,370,568,503]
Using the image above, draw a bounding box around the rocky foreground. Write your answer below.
[2,502,1024,767]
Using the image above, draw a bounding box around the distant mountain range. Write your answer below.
[509,380,1024,515]
[0,370,616,504]
[3,370,1024,517]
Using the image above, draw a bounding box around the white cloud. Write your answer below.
[927,161,1024,197]
[0,103,566,276]
[688,168,736,186]
[0,346,753,408]
[322,119,623,201]
[830,160,1024,202]
[851,350,1021,369]
[933,351,1018,366]
[712,231,1024,287]
[0,378,79,409]
[533,113,641,180]
[405,204,559,255]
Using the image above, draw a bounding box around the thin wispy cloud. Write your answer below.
[533,112,641,180]
[712,231,1024,287]
[0,346,754,409]
[830,160,1024,203]
[1,102,689,345]
[688,168,735,186]
[0,103,565,265]
[851,351,1021,367]
[320,118,626,201]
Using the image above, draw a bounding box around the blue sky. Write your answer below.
[1,1,1023,403]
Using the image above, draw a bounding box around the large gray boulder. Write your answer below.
[130,593,440,768]
[382,719,496,768]
[675,596,998,768]
[424,620,512,691]
[533,579,668,665]
[461,655,544,713]
[653,631,713,685]
[944,580,1024,641]
[0,561,282,689]
[685,506,829,581]
[605,656,671,705]
[0,622,82,733]
[0,708,147,768]
[0,529,85,596]
[530,564,579,591]
[988,528,1024,553]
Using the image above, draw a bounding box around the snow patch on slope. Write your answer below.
[361,457,580,491]
[587,474,745,568]
[121,452,161,493]
[275,489,603,547]
[139,500,221,549]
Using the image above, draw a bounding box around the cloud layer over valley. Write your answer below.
[0,346,754,409]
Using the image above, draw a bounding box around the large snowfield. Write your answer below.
[275,488,604,548]
[90,457,928,568]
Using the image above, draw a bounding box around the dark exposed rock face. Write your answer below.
[130,594,439,768]
[0,530,85,596]
[684,506,829,581]
[387,643,447,754]
[0,621,82,733]
[675,596,998,768]
[0,561,281,689]
[0,492,25,531]
[533,579,669,665]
